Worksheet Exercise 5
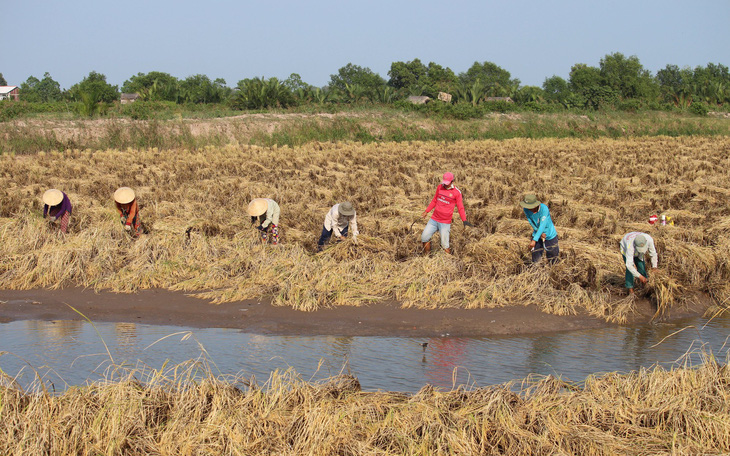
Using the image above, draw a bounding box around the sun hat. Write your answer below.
[634,234,649,254]
[338,201,355,216]
[248,198,269,217]
[114,187,135,204]
[441,172,454,186]
[519,194,541,209]
[42,189,64,206]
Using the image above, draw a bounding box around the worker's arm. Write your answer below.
[648,238,658,268]
[455,191,467,222]
[422,188,439,217]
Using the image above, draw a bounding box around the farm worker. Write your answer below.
[248,198,280,245]
[318,202,358,251]
[114,187,142,237]
[420,172,472,254]
[519,194,559,264]
[42,189,72,234]
[620,232,658,294]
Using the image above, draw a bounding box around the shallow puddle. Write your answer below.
[0,315,727,392]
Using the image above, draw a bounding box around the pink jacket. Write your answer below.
[425,185,466,224]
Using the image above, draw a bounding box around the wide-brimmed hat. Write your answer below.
[248,198,269,217]
[114,187,136,204]
[338,201,355,216]
[42,189,64,206]
[634,234,649,254]
[519,194,541,209]
[441,172,454,186]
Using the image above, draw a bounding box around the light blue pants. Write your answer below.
[421,219,451,249]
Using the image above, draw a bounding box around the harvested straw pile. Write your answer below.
[0,359,728,455]
[2,137,730,319]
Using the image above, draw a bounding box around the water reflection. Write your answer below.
[0,316,728,392]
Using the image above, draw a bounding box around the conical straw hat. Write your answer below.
[42,189,64,206]
[114,187,136,204]
[248,198,268,216]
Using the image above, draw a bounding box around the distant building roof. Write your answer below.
[484,97,513,103]
[406,95,431,105]
[0,86,19,94]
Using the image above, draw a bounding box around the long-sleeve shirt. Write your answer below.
[324,203,359,237]
[620,232,658,278]
[258,199,280,228]
[43,192,73,220]
[115,199,139,226]
[523,204,558,242]
[424,185,466,224]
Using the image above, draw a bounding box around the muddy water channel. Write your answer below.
[1,316,728,392]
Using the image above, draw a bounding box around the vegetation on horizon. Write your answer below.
[1,137,729,321]
[1,356,728,455]
[2,54,729,122]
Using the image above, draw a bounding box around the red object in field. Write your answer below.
[648,214,658,225]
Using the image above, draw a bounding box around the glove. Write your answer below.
[256,224,266,232]
[120,216,127,225]
[463,221,474,228]
[124,225,131,231]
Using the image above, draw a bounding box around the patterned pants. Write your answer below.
[261,224,279,245]
[58,212,70,233]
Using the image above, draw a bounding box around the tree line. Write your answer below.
[2,52,729,118]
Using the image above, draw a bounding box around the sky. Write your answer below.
[2,0,729,90]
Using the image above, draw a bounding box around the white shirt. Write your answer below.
[620,232,658,277]
[324,203,358,238]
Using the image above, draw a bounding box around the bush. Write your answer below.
[689,102,710,116]
[0,101,31,122]
[617,99,642,113]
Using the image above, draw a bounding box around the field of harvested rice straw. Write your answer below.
[1,136,730,321]
[1,358,728,455]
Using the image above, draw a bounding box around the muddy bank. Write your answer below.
[0,288,710,337]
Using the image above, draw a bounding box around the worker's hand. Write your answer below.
[120,216,126,225]
[124,225,131,231]
[463,220,474,228]
[256,224,265,232]
[529,240,537,250]
[638,275,648,284]
[421,211,428,219]
[352,235,358,244]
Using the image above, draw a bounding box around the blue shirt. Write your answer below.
[523,204,558,242]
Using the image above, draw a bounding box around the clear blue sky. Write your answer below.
[2,0,728,90]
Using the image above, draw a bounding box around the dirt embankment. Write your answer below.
[0,288,710,337]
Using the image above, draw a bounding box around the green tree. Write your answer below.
[179,74,228,104]
[542,75,572,106]
[656,64,694,107]
[569,63,617,109]
[0,73,7,85]
[20,73,63,102]
[69,71,118,103]
[513,86,545,104]
[122,71,180,102]
[68,71,119,116]
[599,52,658,100]
[458,61,520,96]
[231,77,294,110]
[388,59,458,98]
[328,64,385,99]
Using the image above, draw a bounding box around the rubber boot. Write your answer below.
[444,248,452,255]
[422,241,431,255]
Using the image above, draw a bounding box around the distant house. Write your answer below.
[120,93,141,104]
[406,95,431,105]
[0,86,20,101]
[484,97,513,103]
